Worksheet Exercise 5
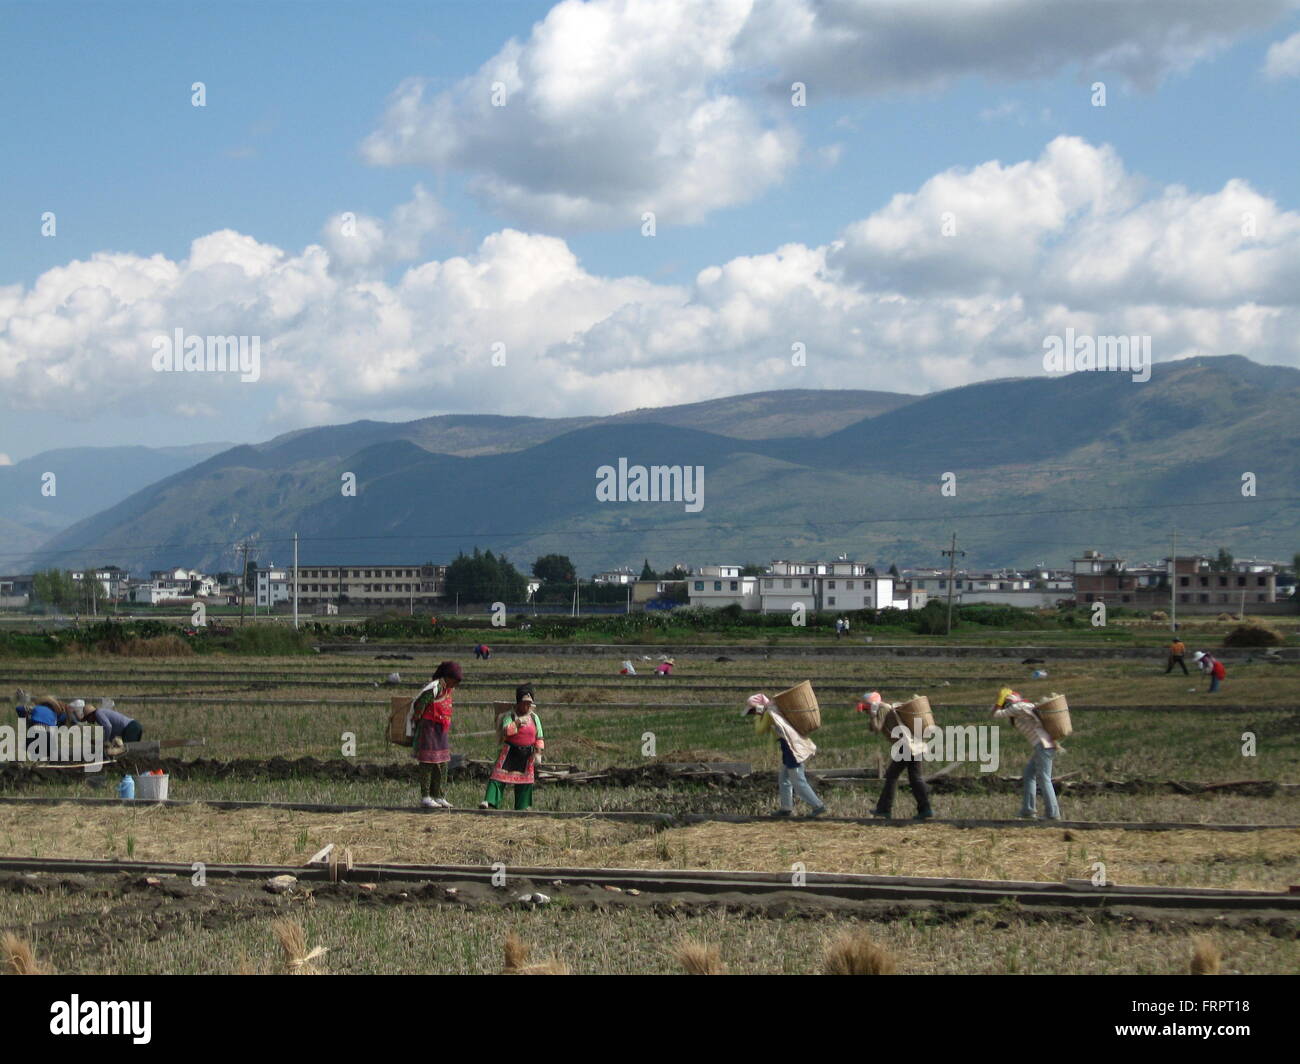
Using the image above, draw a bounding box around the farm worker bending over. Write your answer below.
[411,661,462,809]
[480,684,545,811]
[745,693,827,819]
[76,699,143,751]
[991,687,1060,821]
[655,657,674,677]
[857,692,934,821]
[14,690,70,756]
[14,690,69,727]
[1193,651,1226,693]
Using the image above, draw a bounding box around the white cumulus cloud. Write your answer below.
[360,0,1298,230]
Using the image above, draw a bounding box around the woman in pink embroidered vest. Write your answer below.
[413,660,462,809]
[480,683,544,810]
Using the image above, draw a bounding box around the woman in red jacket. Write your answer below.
[412,660,462,808]
[1193,651,1226,693]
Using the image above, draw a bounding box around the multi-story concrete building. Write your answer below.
[1073,551,1282,612]
[688,565,761,609]
[254,567,291,608]
[291,563,446,609]
[756,560,895,613]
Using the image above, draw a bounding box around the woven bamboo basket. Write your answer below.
[884,694,936,736]
[387,695,414,746]
[773,681,821,735]
[1035,693,1072,740]
[492,701,517,739]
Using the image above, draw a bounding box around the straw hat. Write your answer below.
[68,699,86,721]
[1192,651,1206,662]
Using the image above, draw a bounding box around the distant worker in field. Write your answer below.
[412,661,462,809]
[857,692,934,821]
[835,617,845,639]
[480,684,545,810]
[1193,651,1226,693]
[76,698,143,751]
[474,644,492,660]
[744,693,827,819]
[655,656,674,677]
[991,687,1060,821]
[14,690,70,755]
[1164,637,1189,675]
[14,690,69,726]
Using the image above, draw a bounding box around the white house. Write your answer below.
[128,582,188,605]
[688,565,761,609]
[593,567,636,585]
[255,568,291,608]
[757,560,894,613]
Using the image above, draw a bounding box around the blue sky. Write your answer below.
[4,0,1300,461]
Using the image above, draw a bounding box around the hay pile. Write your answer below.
[823,933,898,975]
[2,933,51,975]
[1190,938,1221,975]
[273,920,328,975]
[674,939,725,974]
[501,934,568,975]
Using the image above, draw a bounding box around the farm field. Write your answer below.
[4,880,1297,975]
[3,644,1298,976]
[2,803,1298,890]
[3,652,1297,778]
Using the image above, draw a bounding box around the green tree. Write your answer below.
[532,554,576,584]
[740,562,767,576]
[447,548,528,602]
[1211,547,1234,572]
[639,559,657,580]
[889,563,900,579]
[32,569,105,611]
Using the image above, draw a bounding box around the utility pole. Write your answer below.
[292,532,299,630]
[238,543,248,626]
[1170,529,1177,633]
[942,532,965,636]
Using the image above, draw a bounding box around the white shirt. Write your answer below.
[994,700,1055,749]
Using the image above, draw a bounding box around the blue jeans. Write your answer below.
[1209,674,1220,692]
[778,763,823,812]
[1022,745,1059,818]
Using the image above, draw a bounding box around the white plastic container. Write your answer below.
[135,773,169,801]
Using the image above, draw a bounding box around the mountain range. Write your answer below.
[17,357,1300,575]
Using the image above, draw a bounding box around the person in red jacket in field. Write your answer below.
[1193,651,1226,693]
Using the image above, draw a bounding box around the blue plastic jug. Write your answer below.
[118,775,135,800]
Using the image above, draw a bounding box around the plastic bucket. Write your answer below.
[135,773,169,802]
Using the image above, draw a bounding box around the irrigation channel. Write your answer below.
[0,794,1293,833]
[1,854,1296,917]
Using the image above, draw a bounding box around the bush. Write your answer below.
[914,602,952,635]
[114,635,193,657]
[1222,624,1284,648]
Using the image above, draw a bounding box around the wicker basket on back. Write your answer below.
[1034,694,1072,740]
[492,701,517,740]
[387,695,415,746]
[772,681,821,736]
[883,694,936,736]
